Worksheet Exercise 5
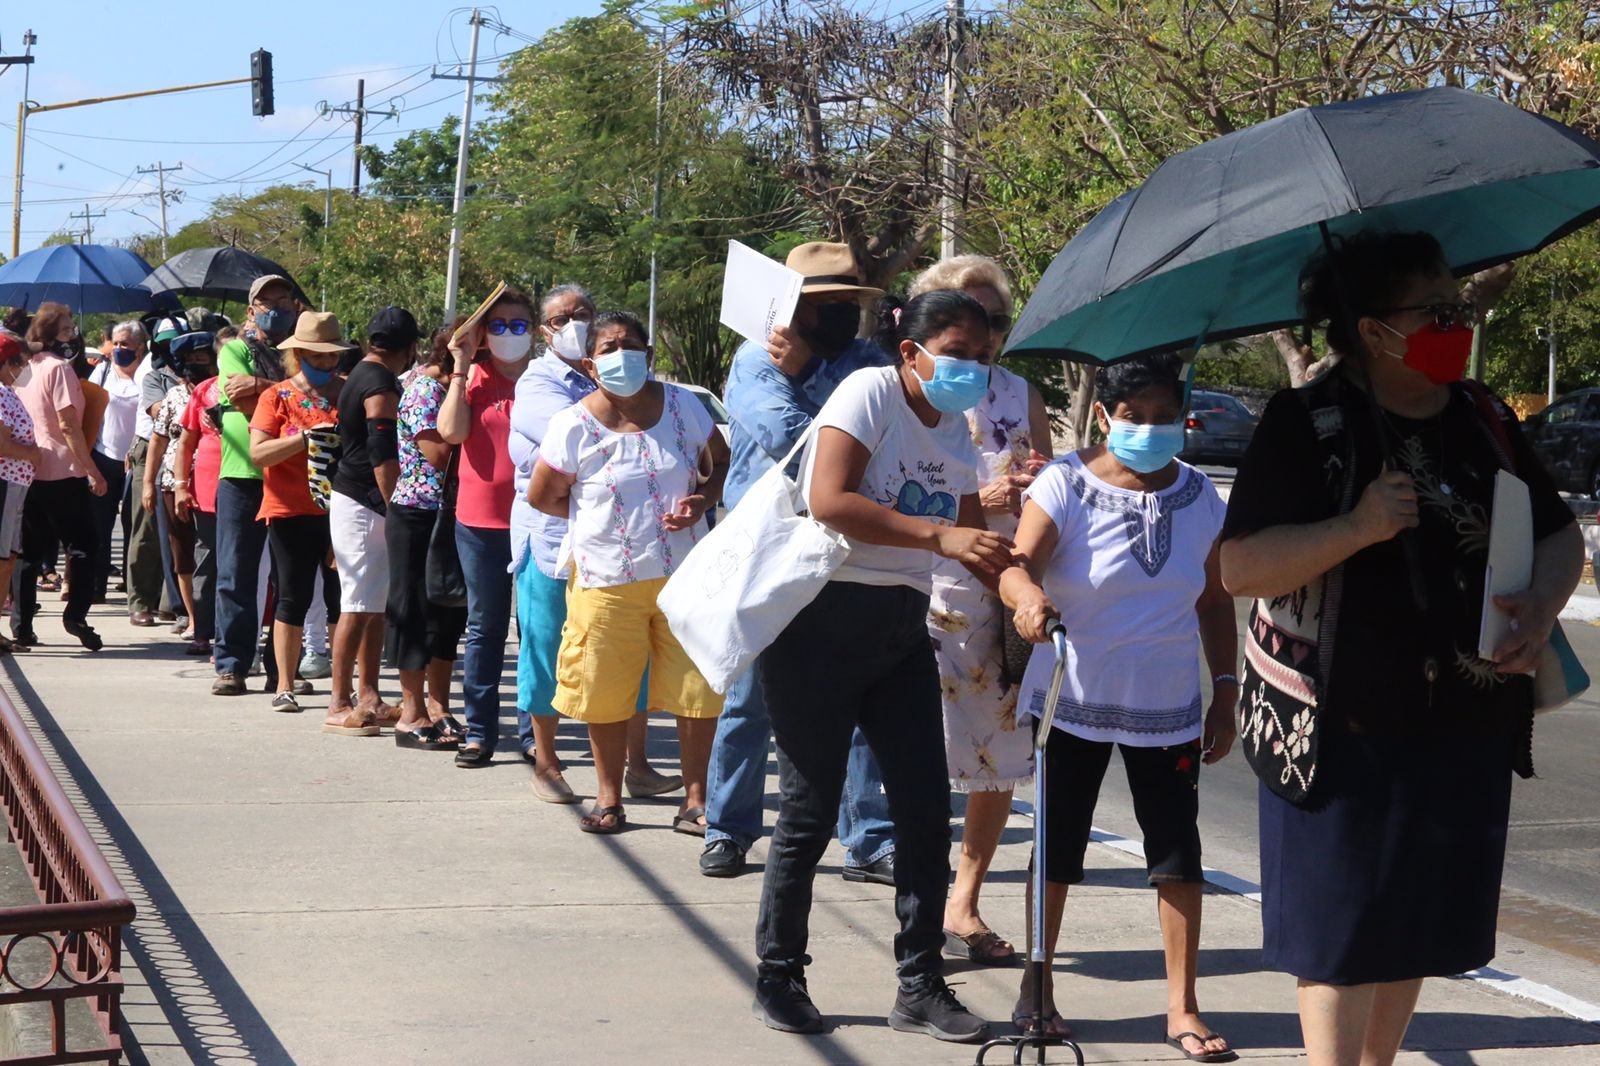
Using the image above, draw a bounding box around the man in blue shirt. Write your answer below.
[701,242,899,881]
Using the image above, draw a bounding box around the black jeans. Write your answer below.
[13,477,101,630]
[757,580,952,990]
[88,450,125,600]
[384,503,466,670]
[266,514,332,627]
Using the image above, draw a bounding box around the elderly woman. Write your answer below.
[87,319,147,614]
[907,255,1051,967]
[1002,352,1237,1059]
[1221,231,1581,1066]
[528,311,730,834]
[0,335,40,651]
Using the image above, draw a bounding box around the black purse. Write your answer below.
[425,448,468,608]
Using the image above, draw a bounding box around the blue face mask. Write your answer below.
[256,308,296,341]
[299,361,335,388]
[112,346,138,367]
[594,348,649,397]
[1104,413,1185,474]
[914,344,990,415]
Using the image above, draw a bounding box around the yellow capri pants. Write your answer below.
[554,576,724,725]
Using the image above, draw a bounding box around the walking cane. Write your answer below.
[975,618,1084,1066]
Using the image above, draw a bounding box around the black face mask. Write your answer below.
[182,360,216,381]
[804,303,860,357]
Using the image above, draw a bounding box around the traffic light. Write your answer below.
[251,49,274,117]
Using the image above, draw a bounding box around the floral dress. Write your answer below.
[928,363,1037,791]
[393,372,447,509]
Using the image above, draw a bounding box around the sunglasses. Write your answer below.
[1380,301,1477,330]
[543,310,594,330]
[486,318,531,336]
[988,313,1012,333]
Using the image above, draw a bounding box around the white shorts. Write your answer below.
[0,480,25,557]
[328,492,388,613]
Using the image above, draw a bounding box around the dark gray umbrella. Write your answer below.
[137,246,309,306]
[1007,87,1600,364]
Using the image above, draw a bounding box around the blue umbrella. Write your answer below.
[1007,87,1600,364]
[0,244,171,314]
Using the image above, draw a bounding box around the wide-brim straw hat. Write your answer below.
[785,242,885,297]
[277,310,357,354]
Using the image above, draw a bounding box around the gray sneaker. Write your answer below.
[298,651,332,679]
[888,977,990,1044]
[211,674,247,697]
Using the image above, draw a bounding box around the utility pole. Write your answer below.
[648,25,666,343]
[8,30,37,260]
[69,202,105,244]
[1547,276,1559,405]
[136,161,182,259]
[939,0,964,260]
[321,81,397,198]
[441,9,485,323]
[297,163,333,311]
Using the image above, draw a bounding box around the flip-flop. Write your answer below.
[322,709,380,737]
[1164,1031,1239,1063]
[944,926,1018,966]
[1012,1008,1072,1038]
[579,804,626,835]
[672,806,707,836]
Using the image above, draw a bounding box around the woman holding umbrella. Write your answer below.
[1221,231,1582,1066]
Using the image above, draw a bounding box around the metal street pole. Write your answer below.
[297,163,333,311]
[1547,276,1558,404]
[939,0,964,260]
[442,9,484,323]
[10,31,36,259]
[648,26,665,343]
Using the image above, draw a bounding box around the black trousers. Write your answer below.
[384,503,466,670]
[266,514,332,627]
[757,580,951,990]
[88,450,125,600]
[13,477,100,630]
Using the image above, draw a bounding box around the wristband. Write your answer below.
[1212,673,1239,686]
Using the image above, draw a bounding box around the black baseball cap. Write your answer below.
[367,306,420,350]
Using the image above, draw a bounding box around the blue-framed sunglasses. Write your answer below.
[486,318,532,336]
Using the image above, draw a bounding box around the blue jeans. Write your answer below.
[705,656,895,866]
[457,522,516,753]
[213,477,268,678]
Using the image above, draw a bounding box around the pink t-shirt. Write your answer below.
[456,361,517,530]
[0,384,36,487]
[179,377,224,513]
[17,354,86,482]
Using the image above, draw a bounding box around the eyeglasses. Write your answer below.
[988,313,1012,333]
[486,318,531,336]
[544,310,594,330]
[1380,300,1477,330]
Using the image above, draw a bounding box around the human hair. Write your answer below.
[874,289,990,355]
[489,285,535,317]
[26,303,74,349]
[583,311,649,357]
[430,317,467,375]
[215,325,239,343]
[1300,231,1449,356]
[111,319,148,346]
[907,255,1013,316]
[540,283,595,322]
[1094,352,1186,411]
[3,309,30,338]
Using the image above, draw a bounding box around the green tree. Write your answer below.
[359,117,469,204]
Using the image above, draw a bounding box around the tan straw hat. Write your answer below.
[785,242,885,297]
[276,311,356,354]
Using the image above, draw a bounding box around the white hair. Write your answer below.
[908,255,1014,316]
[111,320,148,345]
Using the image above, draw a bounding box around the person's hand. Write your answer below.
[174,484,193,521]
[934,526,1013,579]
[979,473,1033,516]
[1349,469,1418,546]
[141,481,155,513]
[87,470,106,497]
[1202,688,1238,764]
[1490,589,1559,675]
[448,324,482,366]
[222,374,258,405]
[1025,449,1051,476]
[1011,584,1058,643]
[765,325,815,379]
[664,495,709,531]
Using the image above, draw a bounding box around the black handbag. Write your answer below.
[425,448,468,608]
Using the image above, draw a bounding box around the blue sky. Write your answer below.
[0,2,612,254]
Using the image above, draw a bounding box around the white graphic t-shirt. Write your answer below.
[803,365,981,593]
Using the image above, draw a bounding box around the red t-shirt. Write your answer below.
[456,361,518,530]
[249,380,337,520]
[179,377,225,512]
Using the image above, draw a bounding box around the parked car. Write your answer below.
[1522,387,1600,498]
[678,383,731,449]
[1180,389,1258,465]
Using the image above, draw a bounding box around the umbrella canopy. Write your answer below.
[1007,87,1600,364]
[138,246,309,305]
[0,244,167,314]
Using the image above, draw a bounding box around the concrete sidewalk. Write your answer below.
[3,598,1598,1065]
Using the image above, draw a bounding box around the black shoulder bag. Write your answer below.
[425,448,469,608]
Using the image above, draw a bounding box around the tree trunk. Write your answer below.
[1271,328,1320,387]
[1057,361,1097,451]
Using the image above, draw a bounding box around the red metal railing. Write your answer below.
[0,688,134,1065]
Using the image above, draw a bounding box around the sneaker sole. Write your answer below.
[751,998,824,1034]
[699,861,746,878]
[887,1008,991,1044]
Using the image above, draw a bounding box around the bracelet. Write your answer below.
[173,479,189,487]
[1213,673,1239,686]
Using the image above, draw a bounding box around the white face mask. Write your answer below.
[548,319,588,362]
[487,332,532,363]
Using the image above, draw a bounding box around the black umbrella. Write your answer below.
[1007,87,1600,364]
[137,246,310,306]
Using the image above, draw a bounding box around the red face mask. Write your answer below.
[1382,321,1473,385]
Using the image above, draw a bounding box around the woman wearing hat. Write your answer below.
[248,311,371,732]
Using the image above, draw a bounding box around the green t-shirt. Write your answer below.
[216,337,263,481]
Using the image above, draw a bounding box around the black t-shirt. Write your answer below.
[332,359,401,513]
[1222,372,1573,738]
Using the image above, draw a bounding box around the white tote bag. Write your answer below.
[658,427,850,694]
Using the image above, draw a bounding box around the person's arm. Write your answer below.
[364,388,401,502]
[249,427,307,469]
[998,498,1061,642]
[438,329,481,444]
[663,431,731,531]
[726,353,818,463]
[528,458,575,519]
[57,404,105,495]
[1491,521,1584,675]
[173,426,198,519]
[0,422,39,466]
[1195,537,1238,765]
[143,431,168,512]
[807,425,1011,578]
[218,342,264,416]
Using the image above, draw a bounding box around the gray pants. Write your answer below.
[125,437,164,614]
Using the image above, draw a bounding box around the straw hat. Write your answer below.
[276,311,356,354]
[785,242,885,297]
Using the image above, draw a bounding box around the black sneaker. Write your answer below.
[888,977,991,1044]
[753,974,823,1034]
[62,619,102,652]
[699,839,746,878]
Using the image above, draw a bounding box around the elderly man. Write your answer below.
[700,242,900,885]
[210,275,300,696]
[134,316,187,626]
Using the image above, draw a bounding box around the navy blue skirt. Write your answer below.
[1259,727,1514,985]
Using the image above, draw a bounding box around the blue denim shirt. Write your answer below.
[722,337,891,510]
[508,350,596,578]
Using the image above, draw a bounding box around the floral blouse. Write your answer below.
[393,372,447,510]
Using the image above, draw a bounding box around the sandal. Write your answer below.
[395,724,457,751]
[322,708,380,737]
[36,574,60,593]
[1164,1031,1238,1063]
[944,925,1018,966]
[433,714,466,741]
[1013,1008,1072,1039]
[578,804,626,835]
[672,805,707,837]
[365,702,401,727]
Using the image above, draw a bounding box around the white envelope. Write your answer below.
[1478,469,1534,660]
[718,240,804,346]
